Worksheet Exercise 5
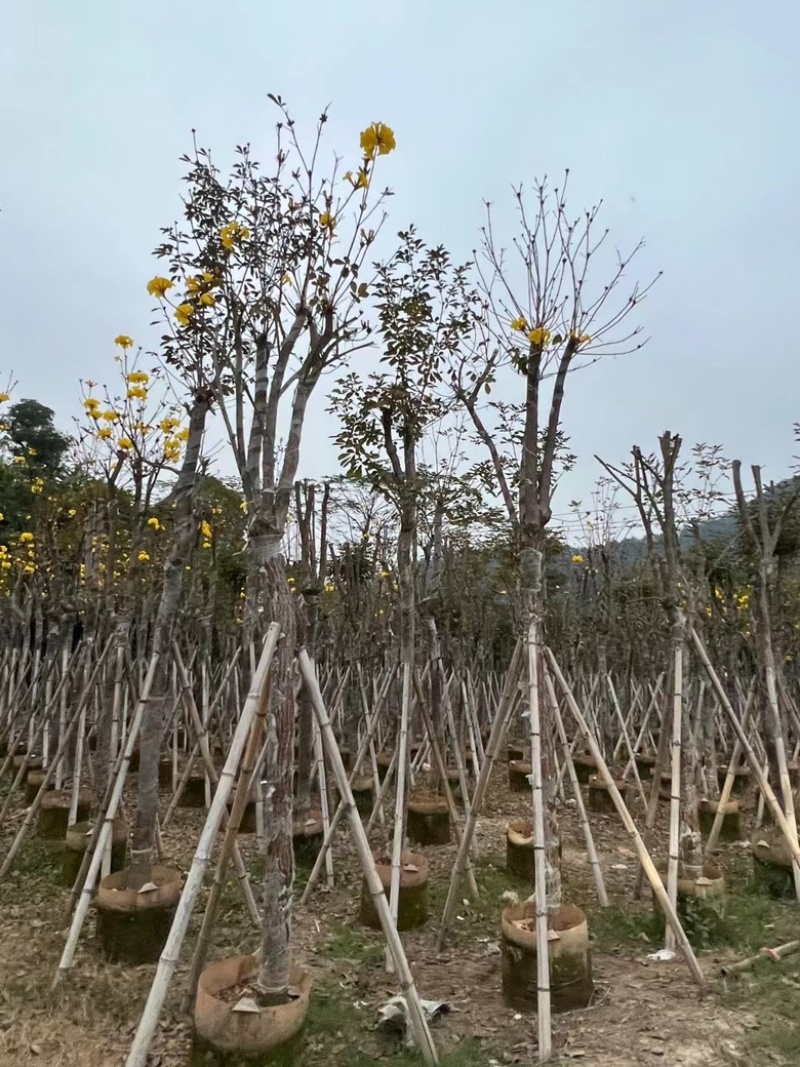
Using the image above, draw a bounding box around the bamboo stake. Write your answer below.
[125,626,280,1067]
[526,621,552,1062]
[54,653,161,985]
[720,940,800,977]
[546,648,707,989]
[184,665,273,1005]
[690,626,800,871]
[297,648,438,1066]
[412,672,479,899]
[706,683,755,851]
[386,660,413,976]
[665,641,683,952]
[543,666,608,907]
[438,639,524,950]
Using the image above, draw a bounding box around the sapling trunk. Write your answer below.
[130,392,211,879]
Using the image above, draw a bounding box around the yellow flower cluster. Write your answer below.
[220,222,250,251]
[0,392,9,403]
[115,335,134,349]
[359,122,396,159]
[147,276,174,298]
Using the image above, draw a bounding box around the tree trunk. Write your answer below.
[251,536,296,1001]
[130,393,211,878]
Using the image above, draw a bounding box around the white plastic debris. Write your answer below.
[137,882,159,894]
[500,890,520,906]
[231,997,260,1013]
[645,948,677,962]
[377,995,450,1049]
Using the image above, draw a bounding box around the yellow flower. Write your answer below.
[12,456,25,464]
[200,520,213,539]
[27,447,37,456]
[30,478,44,494]
[0,512,3,522]
[186,276,203,293]
[97,427,113,439]
[319,212,336,230]
[571,554,584,564]
[147,517,161,530]
[360,122,396,159]
[127,371,150,384]
[127,387,147,400]
[528,326,552,346]
[100,410,119,422]
[83,397,100,410]
[68,509,76,517]
[569,330,592,345]
[510,316,528,332]
[199,292,215,306]
[203,272,216,284]
[220,222,250,250]
[345,169,370,190]
[137,551,150,562]
[19,532,34,543]
[240,501,248,512]
[159,416,180,432]
[379,570,390,579]
[147,276,174,298]
[117,437,133,450]
[0,392,9,403]
[114,335,134,349]
[201,541,212,550]
[0,561,10,571]
[175,303,194,326]
[22,563,35,575]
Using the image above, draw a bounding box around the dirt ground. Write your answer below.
[0,759,791,1067]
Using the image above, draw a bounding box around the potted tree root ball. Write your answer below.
[508,760,533,793]
[62,816,128,888]
[506,819,535,882]
[96,865,183,964]
[360,852,429,931]
[192,953,312,1066]
[501,901,593,1013]
[587,773,627,814]
[292,810,325,868]
[406,793,451,846]
[752,829,796,899]
[698,798,741,844]
[38,789,93,841]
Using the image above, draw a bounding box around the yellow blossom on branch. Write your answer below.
[147,517,161,530]
[199,292,215,307]
[137,551,150,562]
[319,212,336,231]
[175,303,194,327]
[147,276,174,298]
[19,532,34,543]
[100,410,119,422]
[568,330,592,344]
[528,326,552,346]
[344,169,369,190]
[114,335,134,349]
[220,222,250,250]
[200,520,213,539]
[571,554,584,564]
[117,437,133,450]
[0,392,9,403]
[510,316,528,333]
[127,387,148,400]
[97,427,113,439]
[359,122,396,159]
[127,371,149,384]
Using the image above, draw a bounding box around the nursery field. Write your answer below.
[0,751,795,1067]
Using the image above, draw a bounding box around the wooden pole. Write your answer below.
[297,649,439,1066]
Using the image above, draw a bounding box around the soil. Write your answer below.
[0,757,781,1067]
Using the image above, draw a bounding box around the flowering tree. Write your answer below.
[147,99,396,997]
[450,174,657,913]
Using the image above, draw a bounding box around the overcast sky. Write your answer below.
[2,1,797,538]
